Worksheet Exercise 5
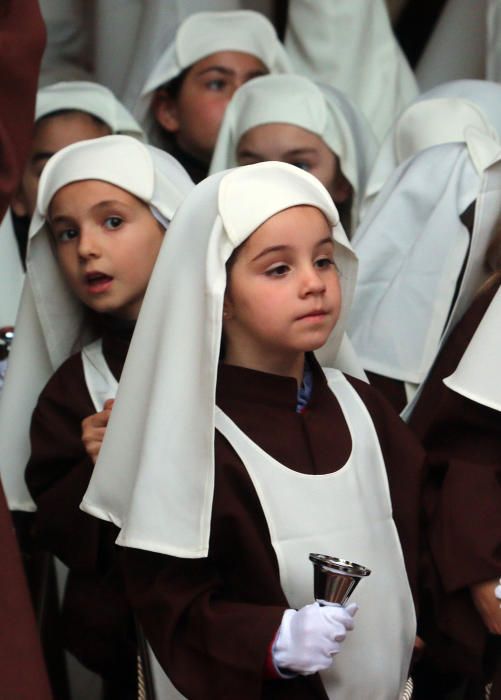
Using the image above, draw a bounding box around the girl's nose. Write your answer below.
[300,265,326,296]
[77,228,101,259]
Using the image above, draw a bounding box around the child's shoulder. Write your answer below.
[36,349,88,414]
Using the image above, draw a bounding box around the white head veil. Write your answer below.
[0,135,193,511]
[348,130,501,407]
[133,10,292,144]
[443,285,501,412]
[82,161,359,557]
[36,80,146,141]
[361,80,501,217]
[209,74,378,232]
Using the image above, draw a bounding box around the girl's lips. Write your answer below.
[85,272,113,293]
[297,310,328,321]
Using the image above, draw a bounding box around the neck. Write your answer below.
[223,346,305,386]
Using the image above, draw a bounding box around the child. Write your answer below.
[209,73,378,236]
[0,134,193,696]
[407,273,501,698]
[83,161,423,699]
[12,79,145,227]
[0,80,144,369]
[131,10,291,181]
[348,130,501,415]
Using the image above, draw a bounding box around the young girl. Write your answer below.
[0,134,193,696]
[131,10,290,181]
[83,161,423,699]
[0,79,144,384]
[209,73,377,236]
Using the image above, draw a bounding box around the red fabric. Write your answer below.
[0,0,46,218]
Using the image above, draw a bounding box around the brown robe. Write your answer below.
[0,3,51,697]
[122,356,424,700]
[25,321,136,696]
[408,278,501,698]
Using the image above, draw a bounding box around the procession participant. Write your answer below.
[408,274,501,698]
[131,10,291,181]
[0,0,52,696]
[83,161,423,699]
[209,73,377,236]
[0,134,193,696]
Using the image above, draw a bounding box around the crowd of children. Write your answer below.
[0,2,500,700]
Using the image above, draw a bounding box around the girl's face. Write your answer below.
[223,205,341,376]
[154,50,267,164]
[49,180,165,320]
[12,112,111,219]
[237,123,351,205]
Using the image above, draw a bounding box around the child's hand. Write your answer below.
[81,399,114,465]
[470,578,501,635]
[272,601,357,675]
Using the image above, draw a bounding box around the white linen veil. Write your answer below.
[361,79,501,217]
[82,161,361,557]
[348,130,501,416]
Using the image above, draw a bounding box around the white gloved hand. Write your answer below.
[272,602,357,676]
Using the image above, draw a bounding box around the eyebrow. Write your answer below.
[251,236,333,262]
[196,66,267,79]
[238,147,318,161]
[50,199,130,224]
[31,151,54,164]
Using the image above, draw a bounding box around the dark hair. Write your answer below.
[160,67,190,100]
[36,108,110,130]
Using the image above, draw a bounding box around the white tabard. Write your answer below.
[215,368,416,700]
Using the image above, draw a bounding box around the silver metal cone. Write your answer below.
[309,553,371,606]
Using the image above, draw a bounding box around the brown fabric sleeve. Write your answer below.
[0,0,46,218]
[0,481,52,699]
[25,354,103,571]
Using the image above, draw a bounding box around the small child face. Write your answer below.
[154,50,267,163]
[48,180,165,320]
[12,112,111,219]
[237,123,351,206]
[223,205,341,370]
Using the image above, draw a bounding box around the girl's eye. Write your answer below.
[315,257,335,270]
[266,264,290,277]
[57,228,79,242]
[292,161,312,172]
[206,79,226,91]
[104,216,123,230]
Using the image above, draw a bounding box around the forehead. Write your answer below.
[48,179,142,215]
[33,112,111,153]
[238,123,331,155]
[188,50,268,76]
[243,205,332,249]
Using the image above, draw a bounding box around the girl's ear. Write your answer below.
[153,89,181,134]
[222,294,234,321]
[331,169,352,204]
[11,187,29,217]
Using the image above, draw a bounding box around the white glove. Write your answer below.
[272,602,357,676]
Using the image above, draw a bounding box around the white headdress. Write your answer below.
[443,285,501,412]
[361,79,501,217]
[36,80,146,140]
[133,10,292,144]
[0,135,193,511]
[209,74,378,231]
[82,161,360,557]
[348,131,501,408]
